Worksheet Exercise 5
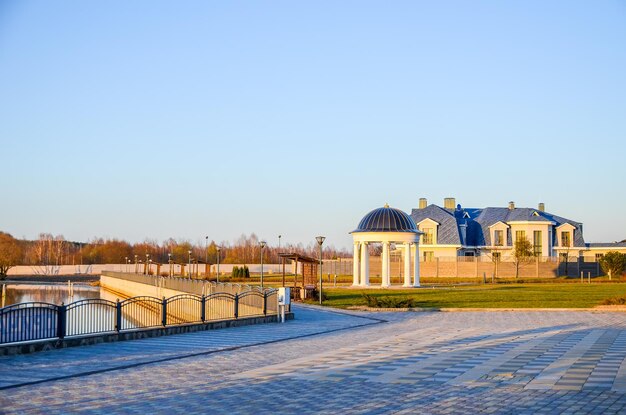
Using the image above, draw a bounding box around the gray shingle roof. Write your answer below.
[411,204,585,248]
[586,242,626,248]
[410,205,462,245]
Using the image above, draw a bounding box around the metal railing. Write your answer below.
[0,289,280,345]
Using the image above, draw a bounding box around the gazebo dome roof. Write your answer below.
[353,204,418,233]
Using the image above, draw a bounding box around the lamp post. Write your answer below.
[259,241,267,288]
[168,253,172,277]
[145,254,150,275]
[216,246,221,283]
[205,235,208,265]
[188,250,192,279]
[125,257,128,273]
[278,235,282,252]
[316,236,325,305]
[134,255,138,273]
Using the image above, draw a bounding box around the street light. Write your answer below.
[216,246,221,283]
[125,257,128,273]
[316,236,326,305]
[205,236,209,265]
[134,255,138,273]
[168,253,172,277]
[188,250,192,279]
[259,240,267,288]
[145,254,150,275]
[278,235,282,252]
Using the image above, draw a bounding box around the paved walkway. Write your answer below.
[1,306,626,414]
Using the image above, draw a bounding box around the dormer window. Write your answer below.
[422,228,434,244]
[532,211,540,217]
[494,230,504,246]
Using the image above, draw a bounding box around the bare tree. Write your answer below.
[512,238,534,279]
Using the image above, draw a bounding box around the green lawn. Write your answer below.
[318,283,626,309]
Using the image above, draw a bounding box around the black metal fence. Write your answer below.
[0,290,279,345]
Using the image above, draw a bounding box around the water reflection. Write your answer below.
[2,283,101,307]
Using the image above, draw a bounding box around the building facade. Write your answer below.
[411,197,626,261]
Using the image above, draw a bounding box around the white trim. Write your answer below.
[416,218,440,226]
[488,221,510,229]
[556,223,576,230]
[419,244,462,248]
[507,220,556,225]
[581,246,626,251]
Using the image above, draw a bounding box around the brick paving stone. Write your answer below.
[1,307,626,414]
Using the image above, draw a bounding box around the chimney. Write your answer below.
[444,197,456,210]
[419,198,427,209]
[508,201,515,210]
[538,202,545,212]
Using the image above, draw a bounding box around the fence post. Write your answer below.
[263,293,267,315]
[115,300,122,332]
[536,256,539,278]
[162,297,167,327]
[57,303,66,339]
[475,257,478,278]
[200,295,206,323]
[234,294,239,319]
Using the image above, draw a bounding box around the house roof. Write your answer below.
[410,205,462,245]
[586,242,626,248]
[411,204,585,248]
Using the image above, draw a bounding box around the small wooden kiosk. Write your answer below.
[278,253,319,300]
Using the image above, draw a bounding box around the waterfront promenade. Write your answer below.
[2,306,626,414]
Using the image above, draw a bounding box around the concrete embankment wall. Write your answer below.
[101,272,273,322]
[100,274,186,299]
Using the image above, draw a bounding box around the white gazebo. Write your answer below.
[350,204,422,288]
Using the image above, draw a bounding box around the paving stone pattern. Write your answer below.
[1,306,626,414]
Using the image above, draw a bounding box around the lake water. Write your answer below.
[2,283,110,307]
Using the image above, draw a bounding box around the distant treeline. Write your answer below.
[5,232,349,266]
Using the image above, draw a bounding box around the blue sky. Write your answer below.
[1,1,625,250]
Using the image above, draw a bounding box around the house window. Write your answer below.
[515,230,526,243]
[533,231,542,256]
[423,251,434,262]
[464,252,475,257]
[422,228,434,244]
[595,253,604,261]
[494,230,504,246]
[561,231,571,247]
[492,252,501,262]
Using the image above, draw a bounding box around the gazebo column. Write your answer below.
[381,242,390,287]
[360,242,370,286]
[413,243,421,287]
[352,242,360,286]
[403,243,412,287]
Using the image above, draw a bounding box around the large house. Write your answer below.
[410,197,626,261]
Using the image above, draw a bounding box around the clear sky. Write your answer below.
[1,1,625,250]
